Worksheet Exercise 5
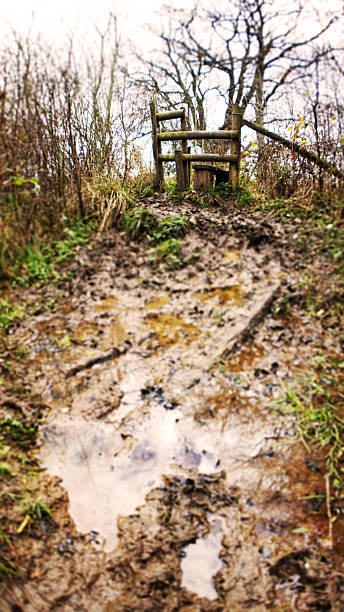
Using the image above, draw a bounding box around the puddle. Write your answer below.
[40,385,283,553]
[33,259,287,561]
[28,247,325,604]
[145,312,200,346]
[193,285,245,306]
[181,515,225,600]
[40,408,226,551]
[223,250,240,262]
[93,297,118,311]
[145,295,169,310]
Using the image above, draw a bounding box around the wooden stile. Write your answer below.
[150,100,243,193]
[150,99,342,195]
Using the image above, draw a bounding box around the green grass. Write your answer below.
[271,353,344,492]
[0,298,23,334]
[0,416,38,448]
[150,215,189,243]
[122,208,158,239]
[149,238,182,269]
[22,499,52,521]
[14,218,96,287]
[123,208,189,244]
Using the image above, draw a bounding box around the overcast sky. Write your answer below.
[1,0,342,48]
[0,0,196,44]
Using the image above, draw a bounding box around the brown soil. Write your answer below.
[1,196,344,611]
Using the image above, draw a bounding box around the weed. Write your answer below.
[271,296,292,317]
[22,499,52,521]
[141,187,155,198]
[150,215,189,243]
[212,182,233,198]
[14,218,95,286]
[0,298,23,334]
[235,184,253,208]
[57,334,73,349]
[149,239,182,269]
[184,251,201,264]
[16,346,28,360]
[210,356,230,376]
[271,354,344,491]
[0,462,12,479]
[123,210,190,248]
[0,416,37,447]
[0,554,18,580]
[122,208,158,239]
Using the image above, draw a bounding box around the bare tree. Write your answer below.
[134,0,340,136]
[128,11,218,131]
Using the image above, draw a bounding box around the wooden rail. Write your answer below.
[150,102,343,193]
[157,130,239,141]
[243,119,344,180]
[158,154,237,162]
[150,101,242,191]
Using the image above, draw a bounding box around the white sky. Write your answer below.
[0,0,196,44]
[2,0,342,32]
[1,0,342,53]
[0,0,342,133]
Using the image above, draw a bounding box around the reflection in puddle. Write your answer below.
[40,409,224,551]
[181,515,225,600]
[41,395,277,553]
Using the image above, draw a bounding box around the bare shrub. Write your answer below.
[0,21,149,279]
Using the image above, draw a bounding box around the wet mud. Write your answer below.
[1,201,344,610]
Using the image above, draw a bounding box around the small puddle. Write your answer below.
[145,295,169,310]
[93,297,118,311]
[146,313,200,346]
[223,250,240,262]
[193,285,244,306]
[181,515,225,600]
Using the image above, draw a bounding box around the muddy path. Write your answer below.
[1,198,344,610]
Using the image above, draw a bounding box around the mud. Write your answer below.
[1,200,344,610]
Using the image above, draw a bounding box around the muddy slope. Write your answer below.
[1,199,344,611]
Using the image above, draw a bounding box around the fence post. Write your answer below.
[175,150,186,191]
[181,111,190,188]
[230,104,243,190]
[150,100,164,190]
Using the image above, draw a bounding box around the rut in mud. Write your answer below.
[1,199,344,611]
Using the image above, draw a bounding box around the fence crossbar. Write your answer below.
[243,118,343,180]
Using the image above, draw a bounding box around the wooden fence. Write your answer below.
[150,101,243,191]
[150,101,343,192]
